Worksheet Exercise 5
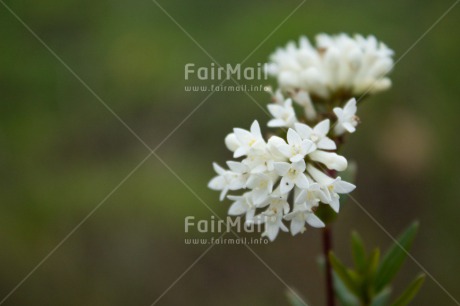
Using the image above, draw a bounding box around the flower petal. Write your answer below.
[306,213,325,228]
[264,223,280,241]
[295,173,310,189]
[287,128,302,145]
[294,122,312,140]
[250,120,262,138]
[314,119,330,136]
[334,179,356,193]
[290,218,305,235]
[226,161,246,173]
[274,162,291,176]
[317,137,337,150]
[228,200,247,215]
[280,177,294,194]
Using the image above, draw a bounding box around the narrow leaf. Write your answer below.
[333,272,360,306]
[374,222,419,291]
[370,287,392,306]
[329,252,360,296]
[363,248,381,299]
[365,248,380,281]
[351,231,367,272]
[391,274,426,306]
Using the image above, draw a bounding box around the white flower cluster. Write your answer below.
[266,33,394,99]
[208,110,356,241]
[209,33,392,241]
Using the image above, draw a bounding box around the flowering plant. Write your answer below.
[209,33,424,305]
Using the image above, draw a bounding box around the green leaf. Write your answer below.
[391,274,426,306]
[333,272,360,306]
[374,221,419,291]
[286,290,309,306]
[370,287,392,306]
[362,248,380,300]
[365,248,380,280]
[329,252,360,297]
[351,231,367,272]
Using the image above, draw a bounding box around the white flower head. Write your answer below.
[333,98,359,135]
[266,33,394,99]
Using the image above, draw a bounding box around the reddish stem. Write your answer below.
[322,226,335,306]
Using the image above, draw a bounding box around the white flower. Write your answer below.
[333,98,359,135]
[208,162,248,201]
[227,192,258,221]
[267,98,298,128]
[232,120,266,158]
[307,164,356,212]
[294,120,336,150]
[284,203,325,235]
[274,159,309,194]
[253,191,290,241]
[208,163,229,200]
[277,128,316,162]
[266,33,394,99]
[266,136,290,160]
[242,138,287,174]
[294,183,326,207]
[258,209,288,241]
[246,173,275,205]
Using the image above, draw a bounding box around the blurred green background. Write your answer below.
[1,0,459,305]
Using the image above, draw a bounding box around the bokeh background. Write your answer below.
[1,0,459,305]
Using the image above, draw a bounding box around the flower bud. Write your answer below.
[225,133,240,152]
[309,151,348,172]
